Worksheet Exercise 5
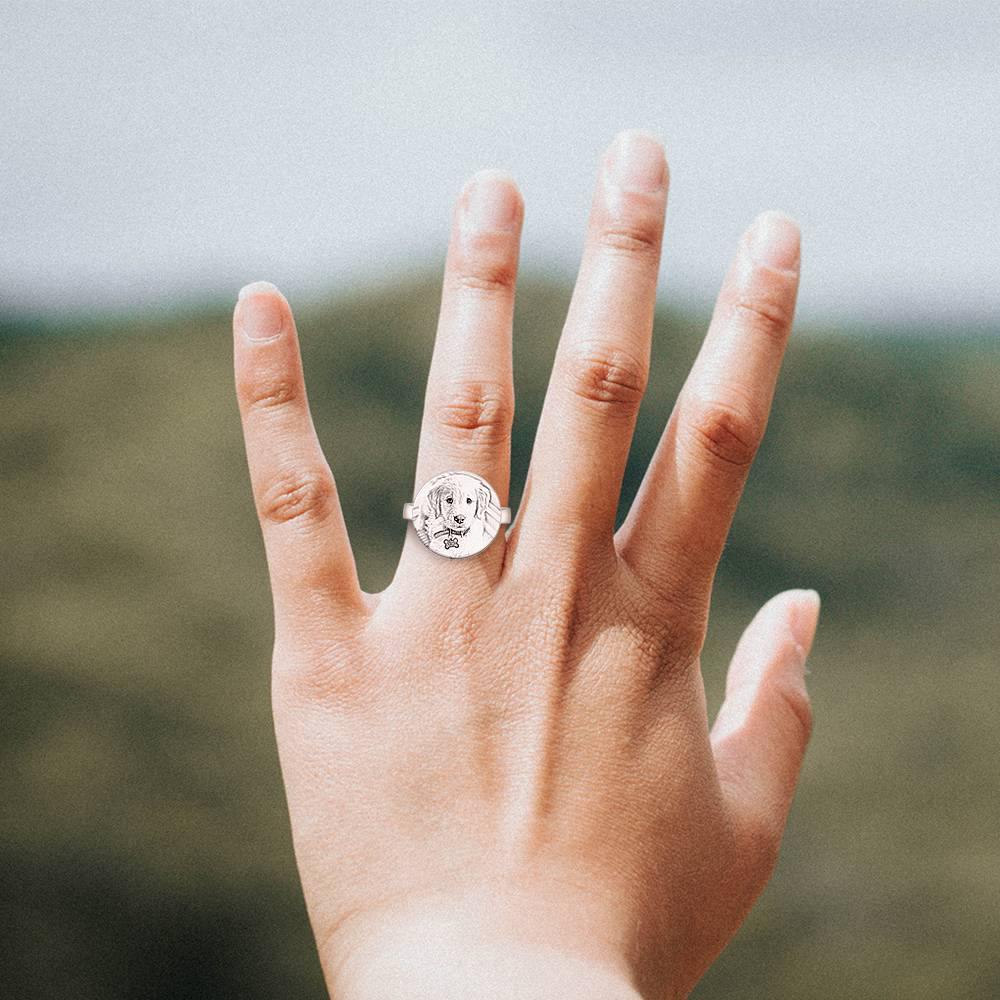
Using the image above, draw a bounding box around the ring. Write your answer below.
[403,470,511,558]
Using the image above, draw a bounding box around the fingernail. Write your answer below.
[787,589,821,671]
[237,284,284,342]
[461,170,521,234]
[747,211,800,272]
[605,129,667,193]
[238,280,281,301]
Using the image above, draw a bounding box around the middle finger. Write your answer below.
[512,130,668,562]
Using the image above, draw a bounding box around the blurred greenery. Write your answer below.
[1,274,998,998]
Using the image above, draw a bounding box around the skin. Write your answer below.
[232,129,820,999]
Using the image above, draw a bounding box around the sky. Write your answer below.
[2,1,998,327]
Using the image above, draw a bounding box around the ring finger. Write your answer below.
[397,169,524,580]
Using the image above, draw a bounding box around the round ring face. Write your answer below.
[411,471,504,558]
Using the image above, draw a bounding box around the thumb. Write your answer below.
[711,589,821,857]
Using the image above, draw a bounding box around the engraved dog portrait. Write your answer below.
[413,473,500,557]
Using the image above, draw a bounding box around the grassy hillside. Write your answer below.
[1,276,998,999]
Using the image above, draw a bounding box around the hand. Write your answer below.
[232,129,820,999]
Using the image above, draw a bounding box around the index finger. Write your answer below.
[617,212,801,621]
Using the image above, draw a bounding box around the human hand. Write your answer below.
[232,129,820,999]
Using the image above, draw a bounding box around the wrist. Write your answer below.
[335,933,643,1000]
[321,883,646,1000]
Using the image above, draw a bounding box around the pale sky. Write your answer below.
[2,1,998,326]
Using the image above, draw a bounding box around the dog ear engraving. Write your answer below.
[474,485,489,519]
[425,483,443,520]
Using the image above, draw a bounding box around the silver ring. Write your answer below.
[403,470,511,558]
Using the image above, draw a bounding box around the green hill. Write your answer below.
[1,276,998,998]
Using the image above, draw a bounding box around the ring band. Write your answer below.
[403,470,510,558]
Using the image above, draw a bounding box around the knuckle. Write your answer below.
[618,565,708,674]
[258,469,334,527]
[773,676,814,745]
[434,380,513,445]
[650,603,707,665]
[451,257,518,296]
[732,291,795,342]
[276,649,374,712]
[241,373,299,415]
[595,221,662,259]
[683,395,762,470]
[273,633,377,713]
[563,344,648,418]
[634,612,704,678]
[646,611,706,675]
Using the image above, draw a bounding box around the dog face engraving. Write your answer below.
[425,478,489,530]
[413,472,499,558]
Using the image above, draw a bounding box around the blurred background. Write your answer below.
[1,2,997,997]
